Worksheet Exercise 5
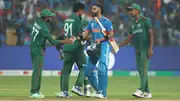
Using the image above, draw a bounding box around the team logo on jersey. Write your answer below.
[111,26,113,30]
[132,25,134,29]
[138,23,141,27]
[91,23,95,28]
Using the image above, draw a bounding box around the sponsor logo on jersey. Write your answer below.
[138,23,141,27]
[65,18,75,22]
[133,29,143,34]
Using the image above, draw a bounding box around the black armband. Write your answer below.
[104,35,109,40]
[56,44,63,51]
[77,35,85,41]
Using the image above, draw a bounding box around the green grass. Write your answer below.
[0,76,180,100]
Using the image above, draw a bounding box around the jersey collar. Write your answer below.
[93,15,104,21]
[72,13,81,20]
[134,16,142,23]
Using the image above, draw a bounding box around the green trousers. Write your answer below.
[61,48,86,91]
[30,53,44,94]
[136,51,150,92]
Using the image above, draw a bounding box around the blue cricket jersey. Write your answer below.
[85,16,113,45]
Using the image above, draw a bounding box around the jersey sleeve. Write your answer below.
[105,20,113,32]
[42,29,61,45]
[85,21,92,32]
[145,18,152,30]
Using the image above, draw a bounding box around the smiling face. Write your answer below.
[91,5,101,17]
[79,9,84,16]
[129,8,139,17]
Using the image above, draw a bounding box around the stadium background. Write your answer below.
[0,0,180,100]
[0,0,180,76]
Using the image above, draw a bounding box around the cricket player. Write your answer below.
[55,2,86,98]
[119,4,154,98]
[56,36,99,97]
[30,9,73,98]
[78,3,114,98]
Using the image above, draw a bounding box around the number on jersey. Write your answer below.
[31,27,39,42]
[64,23,73,36]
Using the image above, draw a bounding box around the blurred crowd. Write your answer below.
[0,0,180,46]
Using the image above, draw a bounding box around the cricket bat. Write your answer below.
[94,17,119,53]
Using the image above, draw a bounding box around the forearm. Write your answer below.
[98,37,106,42]
[149,29,154,49]
[107,31,114,39]
[119,39,130,47]
[78,31,89,40]
[149,34,153,49]
[103,31,114,40]
[50,40,61,45]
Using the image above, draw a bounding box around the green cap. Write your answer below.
[40,9,55,17]
[127,4,141,11]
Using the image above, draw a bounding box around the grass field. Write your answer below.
[0,76,180,101]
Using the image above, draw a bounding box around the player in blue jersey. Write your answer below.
[77,3,114,98]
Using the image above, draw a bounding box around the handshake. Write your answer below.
[61,36,77,44]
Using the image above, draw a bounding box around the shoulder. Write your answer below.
[142,16,150,21]
[64,17,76,23]
[102,17,111,23]
[89,19,94,24]
[33,20,44,30]
[102,16,111,21]
[102,16,112,24]
[87,19,95,26]
[37,22,49,32]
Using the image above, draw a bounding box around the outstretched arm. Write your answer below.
[119,34,133,47]
[43,30,73,45]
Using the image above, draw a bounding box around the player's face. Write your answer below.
[129,9,138,17]
[92,5,99,17]
[78,9,84,20]
[79,9,84,16]
[46,16,52,23]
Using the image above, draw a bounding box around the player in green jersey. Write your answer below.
[55,2,86,98]
[30,9,74,99]
[118,4,154,98]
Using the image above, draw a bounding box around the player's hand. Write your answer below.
[95,39,101,45]
[69,36,77,42]
[148,48,153,58]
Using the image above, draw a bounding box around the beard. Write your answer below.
[46,18,51,23]
[131,14,136,18]
[79,15,82,20]
[92,12,98,17]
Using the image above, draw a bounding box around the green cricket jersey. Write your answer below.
[63,14,83,51]
[30,19,61,55]
[130,16,152,52]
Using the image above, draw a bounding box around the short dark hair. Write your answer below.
[73,2,85,13]
[93,3,104,14]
